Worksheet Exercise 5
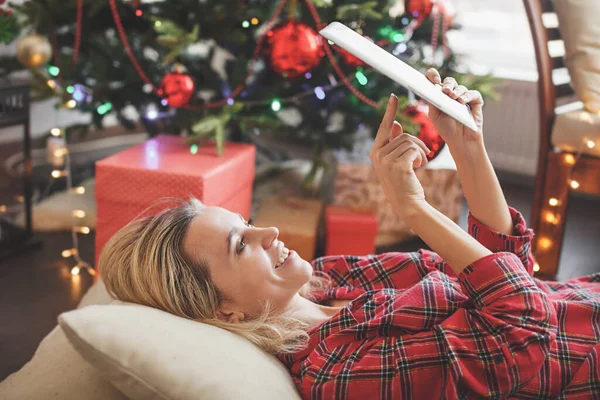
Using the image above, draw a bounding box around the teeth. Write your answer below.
[276,247,290,268]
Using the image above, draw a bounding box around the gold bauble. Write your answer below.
[16,34,52,68]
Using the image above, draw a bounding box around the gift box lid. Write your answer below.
[254,196,323,236]
[326,206,378,234]
[96,135,255,207]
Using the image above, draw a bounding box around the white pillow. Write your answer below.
[58,303,302,400]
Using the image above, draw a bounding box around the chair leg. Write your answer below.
[532,152,571,278]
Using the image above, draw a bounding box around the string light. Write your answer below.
[548,198,559,206]
[564,154,575,165]
[47,80,57,89]
[242,20,250,28]
[545,212,559,225]
[71,186,86,194]
[96,102,113,115]
[271,99,281,112]
[538,237,552,250]
[66,99,77,108]
[54,148,68,157]
[47,65,60,77]
[66,86,75,94]
[190,144,198,155]
[587,140,596,149]
[62,249,77,258]
[72,209,86,218]
[355,69,368,86]
[71,266,81,275]
[51,170,68,178]
[135,9,143,17]
[251,17,259,25]
[570,180,580,189]
[0,205,6,213]
[314,86,326,100]
[154,20,162,28]
[533,262,541,272]
[73,226,91,234]
[50,128,62,137]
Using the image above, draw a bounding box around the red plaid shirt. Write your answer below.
[277,207,600,399]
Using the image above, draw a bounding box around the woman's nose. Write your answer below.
[259,226,279,249]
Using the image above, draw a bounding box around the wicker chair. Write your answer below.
[524,0,600,279]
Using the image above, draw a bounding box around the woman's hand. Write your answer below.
[369,94,430,218]
[425,68,484,145]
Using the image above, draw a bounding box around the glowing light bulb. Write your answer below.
[75,226,91,234]
[548,198,559,207]
[71,266,80,275]
[587,140,596,149]
[66,100,77,108]
[50,128,62,137]
[87,268,97,276]
[251,17,259,25]
[190,144,198,155]
[51,170,67,178]
[47,80,57,89]
[271,99,281,112]
[155,20,162,27]
[538,237,552,250]
[54,148,68,157]
[564,154,575,165]
[545,212,558,224]
[72,186,86,194]
[0,205,6,213]
[242,20,250,28]
[135,9,143,17]
[72,210,86,218]
[533,262,540,272]
[570,180,580,189]
[62,249,77,258]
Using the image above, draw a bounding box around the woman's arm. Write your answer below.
[424,69,513,236]
[400,202,491,275]
[449,139,514,235]
[369,94,491,275]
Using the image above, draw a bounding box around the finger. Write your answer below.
[449,85,468,100]
[459,90,484,119]
[373,94,398,150]
[389,121,403,142]
[387,142,428,169]
[383,132,431,157]
[442,77,458,94]
[425,68,442,85]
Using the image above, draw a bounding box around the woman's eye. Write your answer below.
[238,237,247,253]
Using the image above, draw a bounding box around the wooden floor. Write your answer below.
[1,181,599,381]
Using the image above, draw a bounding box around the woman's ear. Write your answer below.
[217,309,245,323]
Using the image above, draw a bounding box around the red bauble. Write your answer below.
[405,0,435,20]
[159,72,195,108]
[404,104,445,161]
[266,20,324,79]
[336,36,373,68]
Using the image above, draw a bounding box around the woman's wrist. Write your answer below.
[446,135,486,161]
[395,199,432,221]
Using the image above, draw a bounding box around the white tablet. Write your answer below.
[319,21,478,132]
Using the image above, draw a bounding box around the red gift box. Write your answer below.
[325,206,378,256]
[95,135,255,267]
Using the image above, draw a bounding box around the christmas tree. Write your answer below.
[2,0,498,173]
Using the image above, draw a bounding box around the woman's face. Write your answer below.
[183,205,313,322]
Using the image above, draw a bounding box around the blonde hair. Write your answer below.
[99,198,332,355]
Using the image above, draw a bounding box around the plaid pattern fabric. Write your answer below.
[277,207,600,399]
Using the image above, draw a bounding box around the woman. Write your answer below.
[100,69,600,399]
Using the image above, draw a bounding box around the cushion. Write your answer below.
[0,281,126,400]
[58,302,302,400]
[552,108,600,157]
[555,0,600,113]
